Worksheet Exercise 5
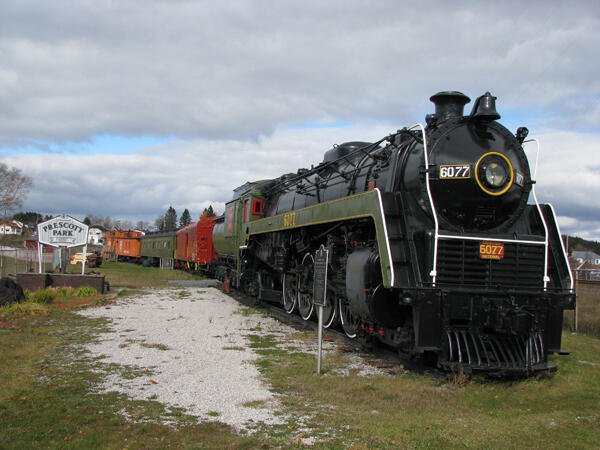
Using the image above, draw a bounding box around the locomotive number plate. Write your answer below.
[440,164,471,179]
[479,241,504,260]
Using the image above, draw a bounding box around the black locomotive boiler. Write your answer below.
[212,91,575,375]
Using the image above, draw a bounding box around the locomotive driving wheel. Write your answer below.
[339,296,359,338]
[282,272,297,314]
[297,253,314,320]
[322,287,338,328]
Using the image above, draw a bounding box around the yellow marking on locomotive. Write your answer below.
[283,211,296,228]
[474,151,514,196]
[249,190,375,235]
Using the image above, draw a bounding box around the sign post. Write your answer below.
[313,244,329,375]
[37,215,89,275]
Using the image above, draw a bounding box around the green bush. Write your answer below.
[0,301,47,315]
[31,288,57,304]
[75,286,98,297]
[56,287,75,297]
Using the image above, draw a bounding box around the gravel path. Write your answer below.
[77,287,295,432]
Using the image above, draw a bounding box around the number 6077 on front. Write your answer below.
[439,164,471,179]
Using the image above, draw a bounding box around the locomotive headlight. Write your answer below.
[475,152,514,196]
[484,162,507,187]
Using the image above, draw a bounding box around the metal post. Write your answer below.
[317,304,323,375]
[61,247,67,273]
[313,245,329,375]
[575,272,579,333]
[81,244,87,275]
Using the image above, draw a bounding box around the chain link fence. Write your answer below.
[0,246,54,278]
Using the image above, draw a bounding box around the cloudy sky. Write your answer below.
[1,0,599,238]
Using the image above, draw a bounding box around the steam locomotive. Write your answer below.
[211,91,575,375]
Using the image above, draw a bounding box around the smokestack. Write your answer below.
[429,91,471,122]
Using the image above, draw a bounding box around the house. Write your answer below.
[88,227,104,245]
[571,250,600,266]
[0,220,23,235]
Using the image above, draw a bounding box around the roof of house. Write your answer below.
[571,250,600,260]
[0,220,23,228]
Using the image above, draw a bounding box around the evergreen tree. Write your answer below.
[180,209,191,228]
[83,216,91,226]
[13,211,43,227]
[201,205,216,218]
[164,206,177,231]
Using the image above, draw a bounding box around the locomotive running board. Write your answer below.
[246,188,396,288]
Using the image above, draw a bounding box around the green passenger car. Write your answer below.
[140,232,176,260]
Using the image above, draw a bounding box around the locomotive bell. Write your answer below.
[429,91,471,122]
[470,91,501,121]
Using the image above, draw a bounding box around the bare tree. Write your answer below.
[112,219,134,231]
[154,214,165,232]
[0,163,33,217]
[135,220,150,232]
[120,220,134,231]
[86,214,114,230]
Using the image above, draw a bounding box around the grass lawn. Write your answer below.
[70,261,204,289]
[1,263,599,448]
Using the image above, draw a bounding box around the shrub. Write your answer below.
[0,301,47,315]
[31,288,57,304]
[56,286,75,297]
[75,286,98,297]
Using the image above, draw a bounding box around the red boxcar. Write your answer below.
[175,217,216,269]
[104,230,143,259]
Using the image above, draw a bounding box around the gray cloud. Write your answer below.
[2,123,390,220]
[1,1,599,146]
[5,124,599,238]
[1,0,600,239]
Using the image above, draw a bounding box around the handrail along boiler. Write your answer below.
[212,91,575,375]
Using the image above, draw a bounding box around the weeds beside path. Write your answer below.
[0,305,261,449]
[1,266,600,447]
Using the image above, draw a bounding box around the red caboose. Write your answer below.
[104,230,143,260]
[175,217,217,270]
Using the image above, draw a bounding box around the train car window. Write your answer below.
[252,199,263,215]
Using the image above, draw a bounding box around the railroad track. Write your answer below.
[224,286,445,380]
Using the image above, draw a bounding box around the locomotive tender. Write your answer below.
[212,91,575,375]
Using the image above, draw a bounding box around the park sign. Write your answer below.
[37,215,89,248]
